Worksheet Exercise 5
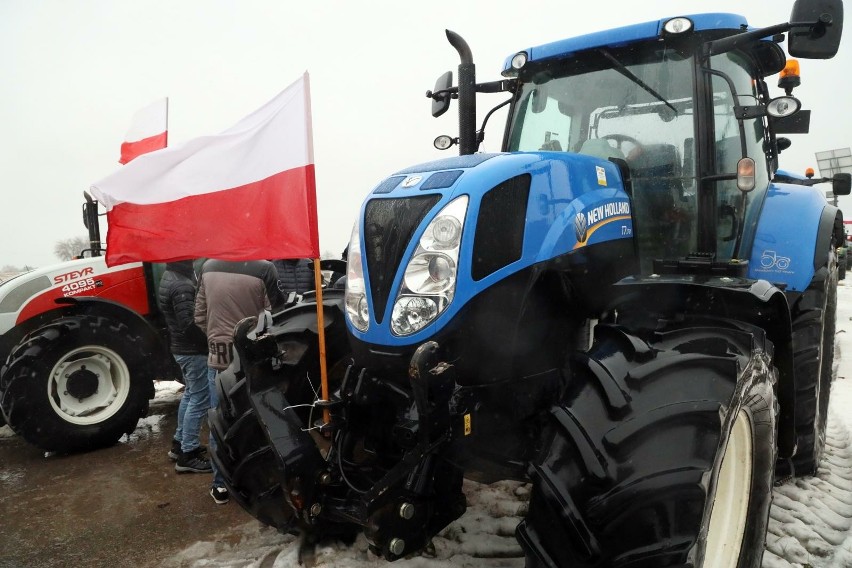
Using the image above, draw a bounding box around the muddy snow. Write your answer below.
[149,281,852,567]
[5,285,852,567]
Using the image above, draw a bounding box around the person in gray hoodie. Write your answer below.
[194,259,284,504]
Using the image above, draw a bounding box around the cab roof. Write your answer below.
[502,13,749,72]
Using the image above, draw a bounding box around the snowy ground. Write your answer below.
[5,284,852,566]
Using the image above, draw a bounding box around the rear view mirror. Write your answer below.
[531,88,547,113]
[833,172,852,195]
[431,71,453,118]
[788,0,844,59]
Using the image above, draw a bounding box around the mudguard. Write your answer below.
[749,181,840,291]
[612,275,797,458]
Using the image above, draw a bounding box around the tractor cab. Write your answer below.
[503,13,820,274]
[433,1,844,276]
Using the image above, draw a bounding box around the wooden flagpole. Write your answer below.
[313,258,331,426]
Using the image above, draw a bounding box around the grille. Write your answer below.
[364,195,441,323]
[472,174,531,281]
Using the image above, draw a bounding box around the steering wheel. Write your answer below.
[601,134,645,162]
[601,134,642,151]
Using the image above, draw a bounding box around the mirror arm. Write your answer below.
[707,17,835,56]
[426,87,458,102]
[475,79,516,94]
[706,22,792,56]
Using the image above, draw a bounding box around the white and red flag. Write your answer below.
[119,97,168,164]
[91,72,319,267]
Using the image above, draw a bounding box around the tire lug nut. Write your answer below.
[309,502,322,516]
[389,538,405,556]
[398,502,415,520]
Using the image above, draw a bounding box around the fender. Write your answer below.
[273,289,346,337]
[611,275,796,458]
[53,296,180,381]
[749,182,838,291]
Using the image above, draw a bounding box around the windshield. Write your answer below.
[507,44,698,271]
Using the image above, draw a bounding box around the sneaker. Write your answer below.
[175,448,213,474]
[167,439,181,461]
[210,486,230,505]
[169,441,207,461]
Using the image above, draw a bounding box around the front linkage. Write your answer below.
[216,313,471,562]
[313,341,466,560]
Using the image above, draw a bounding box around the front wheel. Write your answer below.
[517,320,777,567]
[209,300,354,536]
[0,315,155,452]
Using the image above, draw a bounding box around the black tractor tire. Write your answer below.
[0,315,155,453]
[789,249,838,476]
[838,251,846,281]
[517,320,777,568]
[209,310,351,534]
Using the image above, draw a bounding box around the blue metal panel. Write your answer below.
[502,13,748,71]
[348,152,632,346]
[774,168,806,180]
[748,182,827,291]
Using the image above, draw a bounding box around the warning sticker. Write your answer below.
[596,166,607,186]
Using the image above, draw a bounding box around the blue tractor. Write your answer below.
[210,2,850,566]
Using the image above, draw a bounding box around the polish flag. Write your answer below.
[119,97,168,164]
[90,72,319,267]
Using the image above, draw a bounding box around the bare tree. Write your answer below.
[53,236,90,262]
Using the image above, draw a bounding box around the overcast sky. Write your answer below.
[1,1,850,269]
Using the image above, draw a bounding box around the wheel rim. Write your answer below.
[47,345,131,425]
[705,409,753,567]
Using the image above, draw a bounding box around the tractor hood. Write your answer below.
[346,151,633,346]
[0,257,147,336]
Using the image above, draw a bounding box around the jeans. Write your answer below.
[173,354,210,453]
[208,367,226,489]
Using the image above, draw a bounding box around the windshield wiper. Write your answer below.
[598,48,678,117]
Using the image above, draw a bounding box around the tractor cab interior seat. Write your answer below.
[578,138,626,161]
[628,142,684,210]
[627,142,690,267]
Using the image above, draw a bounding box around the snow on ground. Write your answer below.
[0,423,14,438]
[6,287,852,566]
[762,280,852,568]
[146,281,852,567]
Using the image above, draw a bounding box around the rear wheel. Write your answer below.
[517,320,777,567]
[789,249,838,476]
[0,315,155,452]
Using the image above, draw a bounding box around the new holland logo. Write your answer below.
[574,212,588,243]
[401,175,422,188]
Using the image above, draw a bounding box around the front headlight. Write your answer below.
[391,196,468,336]
[344,221,369,332]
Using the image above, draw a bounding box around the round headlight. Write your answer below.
[391,296,439,335]
[404,252,457,294]
[766,96,801,118]
[663,18,693,34]
[511,52,528,70]
[434,135,455,151]
[357,295,369,324]
[431,215,462,248]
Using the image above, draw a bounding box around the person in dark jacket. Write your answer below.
[195,259,285,504]
[157,260,212,474]
[272,258,315,297]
